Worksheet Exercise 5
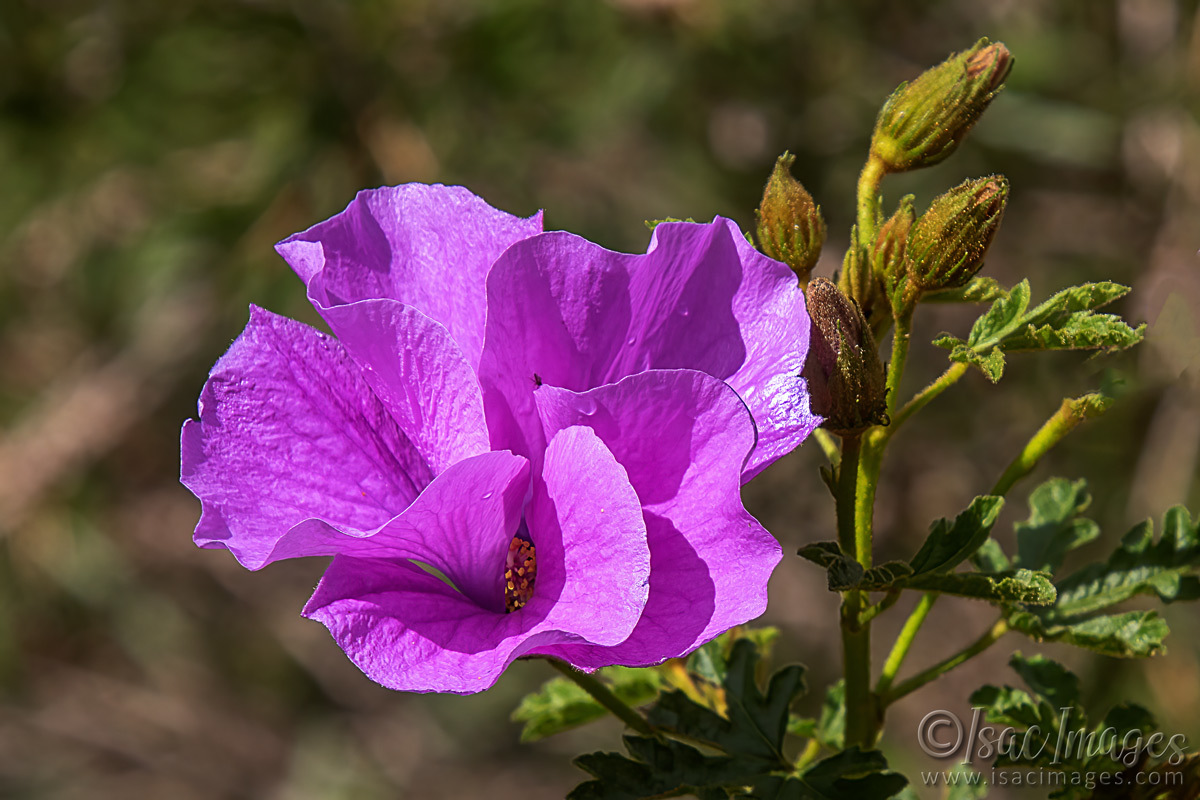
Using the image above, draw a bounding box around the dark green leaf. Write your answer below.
[970,538,1011,572]
[1015,478,1098,573]
[1007,609,1170,657]
[904,569,1056,605]
[909,496,1005,575]
[513,667,663,742]
[795,747,908,800]
[570,736,754,800]
[1007,652,1080,708]
[861,561,914,590]
[687,627,780,686]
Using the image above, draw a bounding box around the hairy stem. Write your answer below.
[548,659,657,737]
[887,361,969,437]
[991,396,1102,497]
[836,434,874,749]
[875,593,937,698]
[855,155,887,246]
[879,618,1010,706]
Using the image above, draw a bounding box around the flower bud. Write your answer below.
[756,153,826,285]
[838,226,887,333]
[870,39,1012,173]
[907,175,1008,293]
[803,278,888,436]
[872,195,916,301]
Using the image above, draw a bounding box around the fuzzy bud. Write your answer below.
[870,39,1012,173]
[756,153,826,285]
[872,194,916,301]
[803,278,888,436]
[907,175,1008,293]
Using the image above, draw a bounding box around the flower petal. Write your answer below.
[316,299,491,476]
[182,306,431,562]
[477,219,817,478]
[302,425,651,693]
[275,183,543,369]
[182,306,526,610]
[530,369,782,667]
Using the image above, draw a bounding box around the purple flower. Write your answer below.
[182,184,818,693]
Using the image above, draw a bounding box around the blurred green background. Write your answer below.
[1,1,1198,797]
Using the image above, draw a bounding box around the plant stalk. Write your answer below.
[878,618,1010,706]
[548,659,657,737]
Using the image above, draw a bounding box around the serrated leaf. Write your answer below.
[797,541,844,568]
[1015,478,1099,573]
[910,496,1005,575]
[861,561,914,590]
[923,276,1009,304]
[513,667,664,742]
[1019,281,1131,326]
[687,627,780,686]
[570,735,754,800]
[967,279,1032,348]
[1002,313,1144,353]
[795,747,908,800]
[904,569,1056,605]
[970,538,1011,572]
[1044,506,1200,620]
[1008,609,1170,657]
[1007,652,1080,708]
[799,542,875,592]
[947,343,1006,382]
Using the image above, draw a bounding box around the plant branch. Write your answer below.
[887,361,970,437]
[991,395,1107,497]
[548,659,657,737]
[875,593,937,698]
[879,617,1010,706]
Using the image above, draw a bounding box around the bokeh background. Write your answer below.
[2,1,1199,797]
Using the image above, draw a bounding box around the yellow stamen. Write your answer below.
[504,537,537,612]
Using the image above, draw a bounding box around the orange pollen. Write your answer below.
[504,537,537,613]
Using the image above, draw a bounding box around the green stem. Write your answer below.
[837,435,862,556]
[875,593,937,698]
[884,311,914,420]
[886,361,969,438]
[855,155,887,246]
[879,618,1010,706]
[548,659,657,737]
[813,428,842,467]
[858,590,902,626]
[835,434,874,749]
[991,396,1099,497]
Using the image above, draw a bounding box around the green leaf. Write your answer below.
[1014,478,1099,573]
[1049,507,1200,619]
[970,538,1011,572]
[923,276,1009,304]
[909,496,1005,575]
[570,735,754,800]
[1007,652,1080,708]
[966,278,1032,348]
[904,569,1056,605]
[644,216,697,231]
[799,542,910,592]
[946,343,1006,382]
[794,747,908,800]
[1019,281,1131,326]
[861,561,914,590]
[687,626,780,686]
[512,667,664,742]
[1007,609,1170,657]
[1002,312,1144,353]
[785,680,845,751]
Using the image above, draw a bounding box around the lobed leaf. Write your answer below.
[1007,609,1170,658]
[904,569,1056,605]
[1014,478,1099,573]
[513,667,664,742]
[923,276,1009,304]
[909,496,1005,575]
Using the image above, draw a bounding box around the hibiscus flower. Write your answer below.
[182,184,817,693]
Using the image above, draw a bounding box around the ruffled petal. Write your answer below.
[477,219,817,477]
[530,370,781,667]
[182,306,431,561]
[316,299,490,476]
[181,306,526,610]
[302,425,651,693]
[275,183,543,369]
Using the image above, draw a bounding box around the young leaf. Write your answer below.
[1014,478,1099,573]
[909,496,1005,575]
[512,667,664,742]
[1007,609,1170,658]
[1002,312,1144,353]
[966,279,1032,348]
[970,537,1011,572]
[785,680,846,752]
[904,569,1056,605]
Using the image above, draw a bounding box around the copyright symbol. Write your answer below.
[918,710,964,758]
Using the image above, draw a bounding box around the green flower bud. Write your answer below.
[803,278,888,436]
[838,226,887,333]
[870,39,1012,173]
[872,194,916,301]
[756,152,826,285]
[907,175,1009,293]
